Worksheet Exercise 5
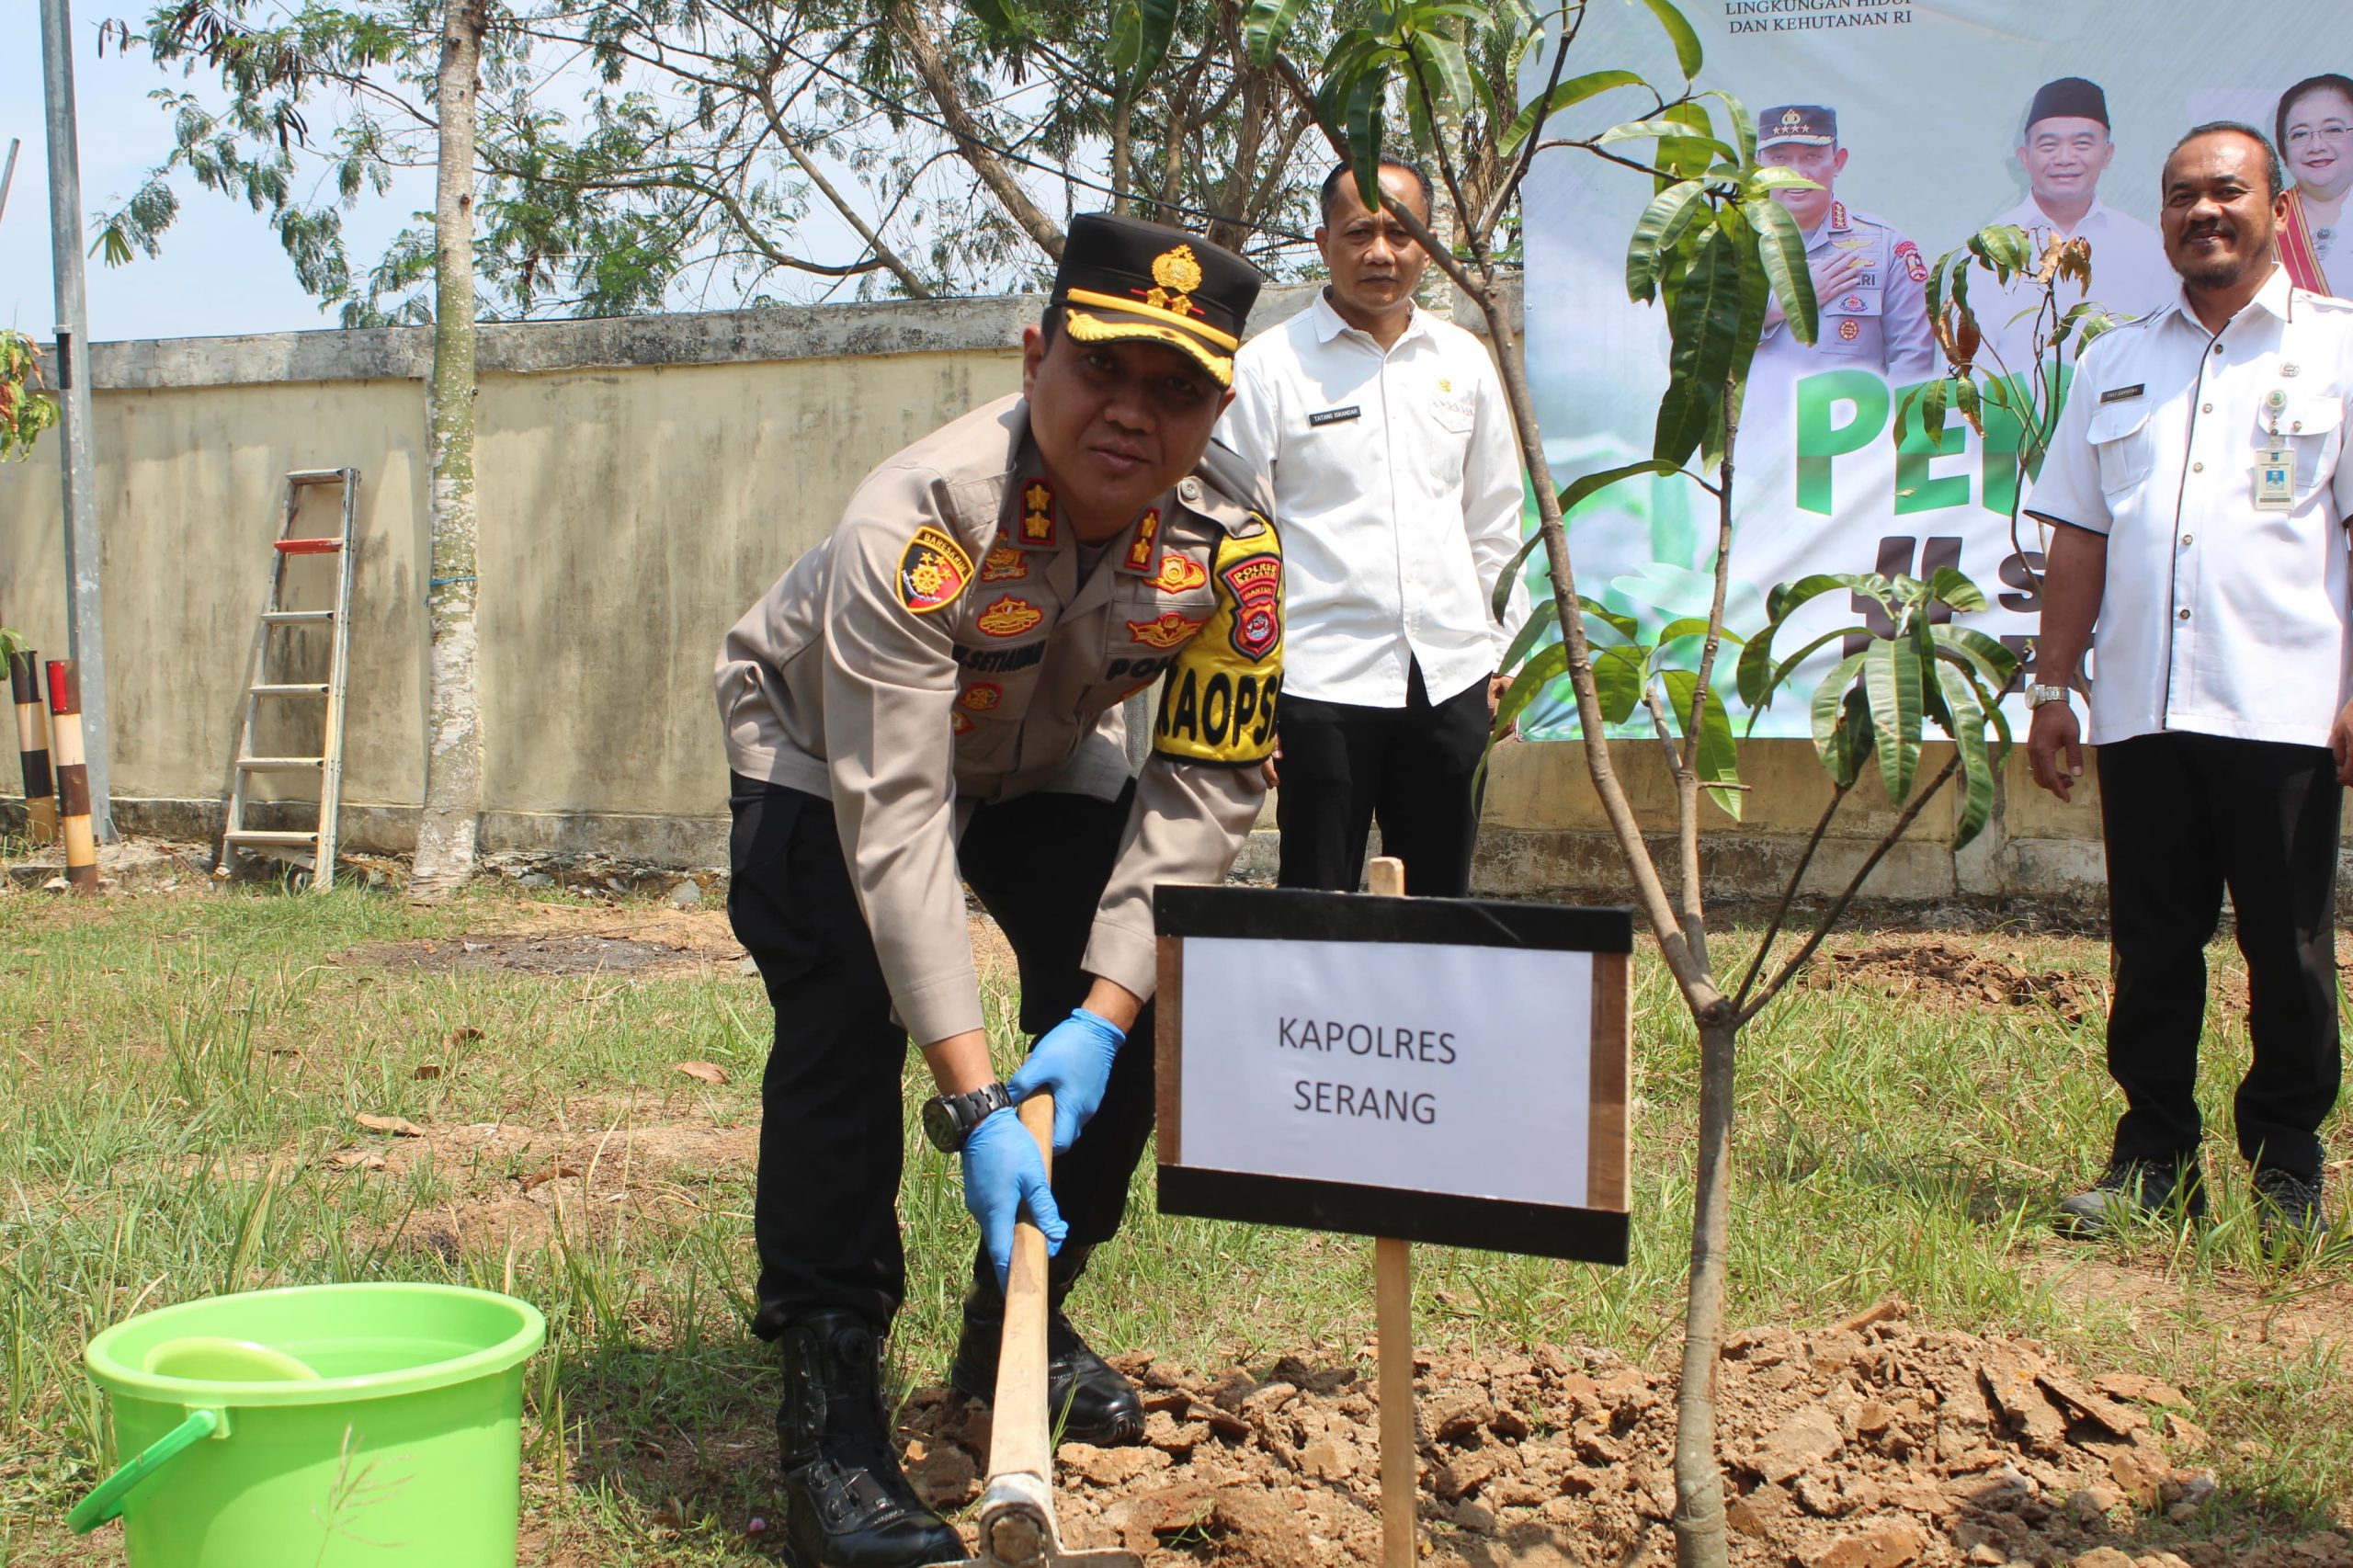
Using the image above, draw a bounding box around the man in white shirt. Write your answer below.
[1981,78,2175,372]
[1217,161,1529,896]
[2024,121,2353,1250]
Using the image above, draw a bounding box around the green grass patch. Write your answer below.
[0,881,2344,1564]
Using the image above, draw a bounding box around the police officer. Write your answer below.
[1751,104,1938,386]
[715,214,1279,1568]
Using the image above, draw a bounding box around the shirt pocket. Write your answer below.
[1430,392,1477,434]
[2274,392,2345,494]
[2086,401,2155,496]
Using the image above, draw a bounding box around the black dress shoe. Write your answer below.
[2055,1157,2206,1238]
[778,1312,968,1568]
[949,1244,1144,1447]
[2252,1166,2330,1254]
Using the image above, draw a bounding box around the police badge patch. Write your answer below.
[1220,551,1281,663]
[898,526,972,615]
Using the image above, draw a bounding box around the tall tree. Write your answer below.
[408,0,488,896]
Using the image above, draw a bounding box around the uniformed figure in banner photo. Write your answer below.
[1750,103,1938,388]
[714,214,1278,1568]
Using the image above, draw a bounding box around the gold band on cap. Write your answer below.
[1063,308,1234,384]
[1065,288,1241,350]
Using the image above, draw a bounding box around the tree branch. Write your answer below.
[1736,756,1963,1026]
[1732,777,1851,1013]
[891,0,1065,259]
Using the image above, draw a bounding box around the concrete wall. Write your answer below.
[0,281,2157,903]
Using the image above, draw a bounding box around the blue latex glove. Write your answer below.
[961,1108,1066,1288]
[1006,1006,1125,1153]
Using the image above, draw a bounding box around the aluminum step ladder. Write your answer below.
[215,468,359,890]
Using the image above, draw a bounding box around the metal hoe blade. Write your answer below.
[928,1094,1137,1568]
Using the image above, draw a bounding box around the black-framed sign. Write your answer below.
[1152,886,1633,1266]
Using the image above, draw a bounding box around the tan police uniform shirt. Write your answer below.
[716,392,1283,1045]
[1752,200,1939,385]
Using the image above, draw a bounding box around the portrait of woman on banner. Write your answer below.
[2277,74,2353,297]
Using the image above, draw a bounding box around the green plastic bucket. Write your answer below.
[71,1283,546,1567]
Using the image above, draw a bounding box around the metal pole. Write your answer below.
[0,139,22,228]
[40,0,114,841]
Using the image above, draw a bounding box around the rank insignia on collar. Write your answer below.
[1127,611,1208,649]
[897,525,972,615]
[1829,199,1849,232]
[980,542,1029,582]
[960,682,1003,710]
[1017,480,1057,546]
[1146,553,1208,594]
[1220,552,1282,663]
[1122,508,1162,572]
[976,595,1044,638]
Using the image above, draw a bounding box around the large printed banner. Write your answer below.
[1520,0,2344,737]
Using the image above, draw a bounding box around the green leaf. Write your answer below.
[1494,642,1570,737]
[1495,530,1546,620]
[965,0,1032,37]
[1744,196,1815,347]
[1597,118,1738,166]
[1586,606,1642,644]
[1626,179,1709,304]
[1863,635,1924,804]
[1499,597,1562,675]
[1809,647,1870,763]
[1932,625,2020,692]
[1722,223,1770,435]
[1496,69,1647,156]
[1117,0,1179,98]
[1661,670,1741,819]
[1933,661,1996,847]
[1347,70,1389,210]
[1242,0,1310,65]
[1923,564,1987,613]
[1764,572,1870,626]
[1700,88,1755,165]
[1655,615,1734,647]
[1634,0,1704,80]
[1824,684,1877,789]
[1738,624,1872,729]
[1654,224,1743,465]
[1594,644,1646,725]
[1406,30,1474,137]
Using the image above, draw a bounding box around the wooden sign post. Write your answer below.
[1154,868,1632,1568]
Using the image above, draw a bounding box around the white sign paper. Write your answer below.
[1177,937,1593,1210]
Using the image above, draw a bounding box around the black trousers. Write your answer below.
[726,775,1158,1336]
[1275,660,1491,897]
[2095,733,2343,1181]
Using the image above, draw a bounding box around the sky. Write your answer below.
[0,3,437,343]
[0,3,983,346]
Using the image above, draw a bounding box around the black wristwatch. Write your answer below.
[922,1082,1014,1153]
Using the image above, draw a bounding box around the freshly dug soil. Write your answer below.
[1815,940,2097,1025]
[898,1304,2345,1567]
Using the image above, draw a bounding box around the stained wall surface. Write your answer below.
[4,283,2284,901]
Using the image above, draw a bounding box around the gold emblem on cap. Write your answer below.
[1139,244,1205,318]
[1781,108,1802,126]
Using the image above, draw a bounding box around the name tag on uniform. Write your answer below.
[1308,405,1361,426]
[2099,384,2145,403]
[2255,448,2295,510]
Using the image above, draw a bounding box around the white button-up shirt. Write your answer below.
[1218,291,1529,707]
[2024,265,2353,747]
[1981,195,2176,371]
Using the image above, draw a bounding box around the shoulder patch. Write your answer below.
[1893,239,1927,283]
[1154,527,1283,767]
[898,526,973,615]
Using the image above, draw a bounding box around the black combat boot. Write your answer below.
[947,1244,1144,1447]
[2055,1156,2207,1238]
[777,1312,967,1568]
